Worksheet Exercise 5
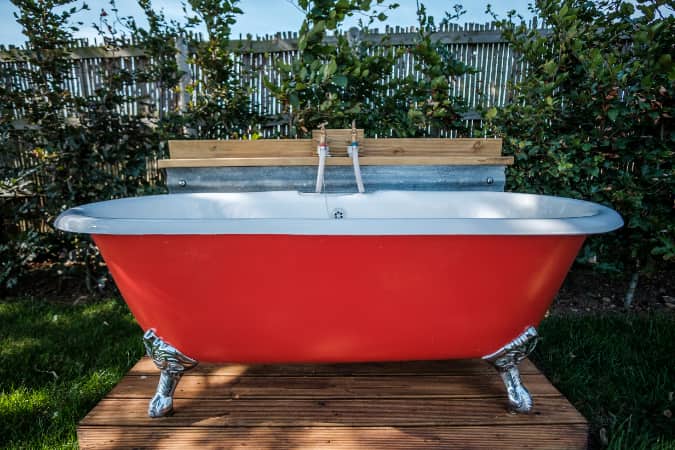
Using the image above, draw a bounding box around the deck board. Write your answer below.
[127,357,540,376]
[78,425,588,449]
[78,358,588,449]
[109,373,560,399]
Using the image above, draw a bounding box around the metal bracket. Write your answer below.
[166,165,506,193]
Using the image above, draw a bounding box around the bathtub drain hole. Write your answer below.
[331,208,345,219]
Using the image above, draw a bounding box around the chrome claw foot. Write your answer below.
[143,329,198,418]
[483,326,539,413]
[497,364,534,413]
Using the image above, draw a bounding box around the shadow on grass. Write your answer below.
[532,313,675,450]
[0,297,144,449]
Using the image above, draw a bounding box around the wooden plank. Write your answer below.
[70,46,146,59]
[167,139,316,158]
[359,138,502,156]
[128,358,540,376]
[108,373,560,400]
[0,46,147,62]
[78,424,589,449]
[167,138,503,159]
[158,155,513,168]
[227,30,512,54]
[80,396,587,427]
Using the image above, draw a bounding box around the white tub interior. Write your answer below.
[54,191,623,236]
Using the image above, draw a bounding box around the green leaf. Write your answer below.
[543,60,557,76]
[485,107,498,120]
[658,54,672,69]
[297,35,307,51]
[324,59,338,79]
[289,92,300,109]
[346,104,361,114]
[607,109,619,121]
[333,74,348,87]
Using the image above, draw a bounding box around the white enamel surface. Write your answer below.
[54,191,623,236]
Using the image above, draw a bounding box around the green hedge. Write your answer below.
[487,0,674,273]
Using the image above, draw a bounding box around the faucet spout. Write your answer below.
[315,124,329,193]
[348,121,365,193]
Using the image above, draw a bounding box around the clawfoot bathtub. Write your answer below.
[55,190,622,417]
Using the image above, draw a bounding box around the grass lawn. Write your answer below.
[0,298,144,449]
[0,297,673,449]
[532,314,675,449]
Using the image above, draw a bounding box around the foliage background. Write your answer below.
[487,0,674,277]
[1,0,673,295]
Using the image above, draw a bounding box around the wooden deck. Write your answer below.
[78,358,588,449]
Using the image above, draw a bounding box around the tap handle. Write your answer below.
[316,123,330,156]
[318,123,327,148]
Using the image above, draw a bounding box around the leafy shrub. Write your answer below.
[0,1,165,292]
[1,0,260,291]
[488,0,674,274]
[263,0,399,135]
[181,0,259,138]
[265,1,473,137]
[121,0,258,137]
[382,3,474,137]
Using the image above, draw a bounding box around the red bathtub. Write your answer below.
[55,190,622,416]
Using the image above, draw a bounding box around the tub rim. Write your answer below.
[54,190,624,236]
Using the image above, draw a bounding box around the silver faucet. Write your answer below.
[315,123,365,193]
[315,124,329,193]
[348,121,365,193]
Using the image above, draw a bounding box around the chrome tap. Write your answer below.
[315,124,330,193]
[348,121,365,193]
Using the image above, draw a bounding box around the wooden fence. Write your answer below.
[0,19,540,136]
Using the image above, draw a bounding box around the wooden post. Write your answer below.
[175,36,191,113]
[174,35,196,137]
